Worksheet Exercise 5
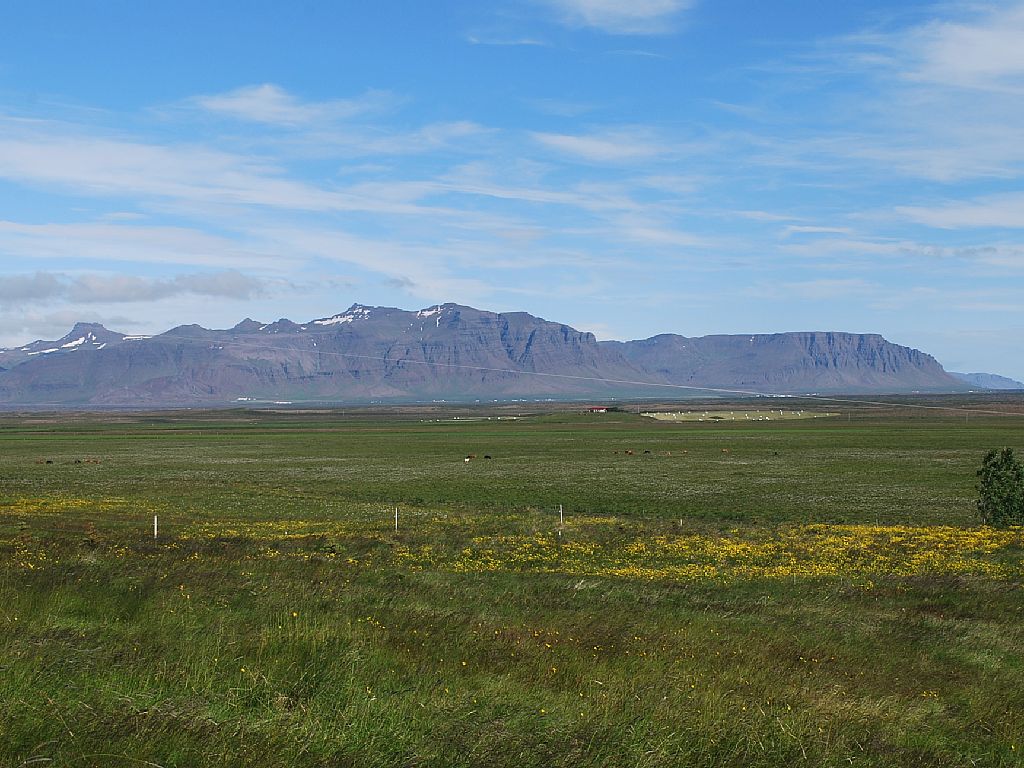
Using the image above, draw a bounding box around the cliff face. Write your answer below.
[610,332,962,394]
[0,304,967,406]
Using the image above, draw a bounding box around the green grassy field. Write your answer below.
[1,402,1022,767]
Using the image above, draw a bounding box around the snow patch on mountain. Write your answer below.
[313,306,373,326]
[61,335,91,348]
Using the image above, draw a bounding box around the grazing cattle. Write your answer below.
[45,460,53,465]
[464,457,471,463]
[484,455,492,460]
[624,450,634,456]
[721,448,730,454]
[643,450,651,454]
[467,453,477,459]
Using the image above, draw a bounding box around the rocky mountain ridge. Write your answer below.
[0,302,970,406]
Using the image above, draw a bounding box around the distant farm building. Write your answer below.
[588,406,608,413]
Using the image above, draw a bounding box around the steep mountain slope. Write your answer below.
[0,303,969,406]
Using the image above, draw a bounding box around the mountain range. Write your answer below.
[0,303,984,407]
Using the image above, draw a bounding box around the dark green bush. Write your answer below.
[976,447,1024,527]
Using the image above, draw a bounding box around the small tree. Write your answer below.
[976,448,1024,527]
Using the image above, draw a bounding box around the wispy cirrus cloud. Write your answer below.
[779,234,1024,271]
[524,98,597,117]
[192,83,397,126]
[250,225,496,303]
[782,225,855,238]
[0,220,293,270]
[896,192,1024,230]
[900,3,1024,91]
[745,278,875,301]
[466,34,549,47]
[530,127,668,163]
[606,48,667,59]
[535,0,694,35]
[0,129,463,218]
[0,97,714,315]
[185,85,490,160]
[699,4,1024,198]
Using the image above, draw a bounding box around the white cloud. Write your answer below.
[896,193,1024,230]
[0,220,293,270]
[524,98,597,117]
[193,84,396,125]
[782,225,855,238]
[600,213,709,248]
[904,4,1024,91]
[67,270,267,303]
[607,49,667,59]
[437,162,647,213]
[0,269,268,307]
[0,131,465,218]
[0,272,64,304]
[466,35,549,47]
[718,5,1024,187]
[531,128,667,163]
[952,301,1022,313]
[536,0,693,34]
[250,225,496,303]
[747,278,874,300]
[633,174,702,194]
[736,210,803,223]
[779,234,1024,271]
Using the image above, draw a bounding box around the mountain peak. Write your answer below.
[69,321,111,333]
[59,322,126,346]
[312,305,375,326]
[231,318,263,333]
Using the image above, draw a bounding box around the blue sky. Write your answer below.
[1,0,1022,379]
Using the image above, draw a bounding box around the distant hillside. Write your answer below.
[0,303,968,407]
[607,331,959,395]
[950,372,1024,390]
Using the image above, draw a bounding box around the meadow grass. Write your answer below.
[1,403,1022,766]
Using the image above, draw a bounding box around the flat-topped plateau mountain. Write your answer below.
[950,372,1024,390]
[0,303,972,407]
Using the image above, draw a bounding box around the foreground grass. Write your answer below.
[1,405,1022,766]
